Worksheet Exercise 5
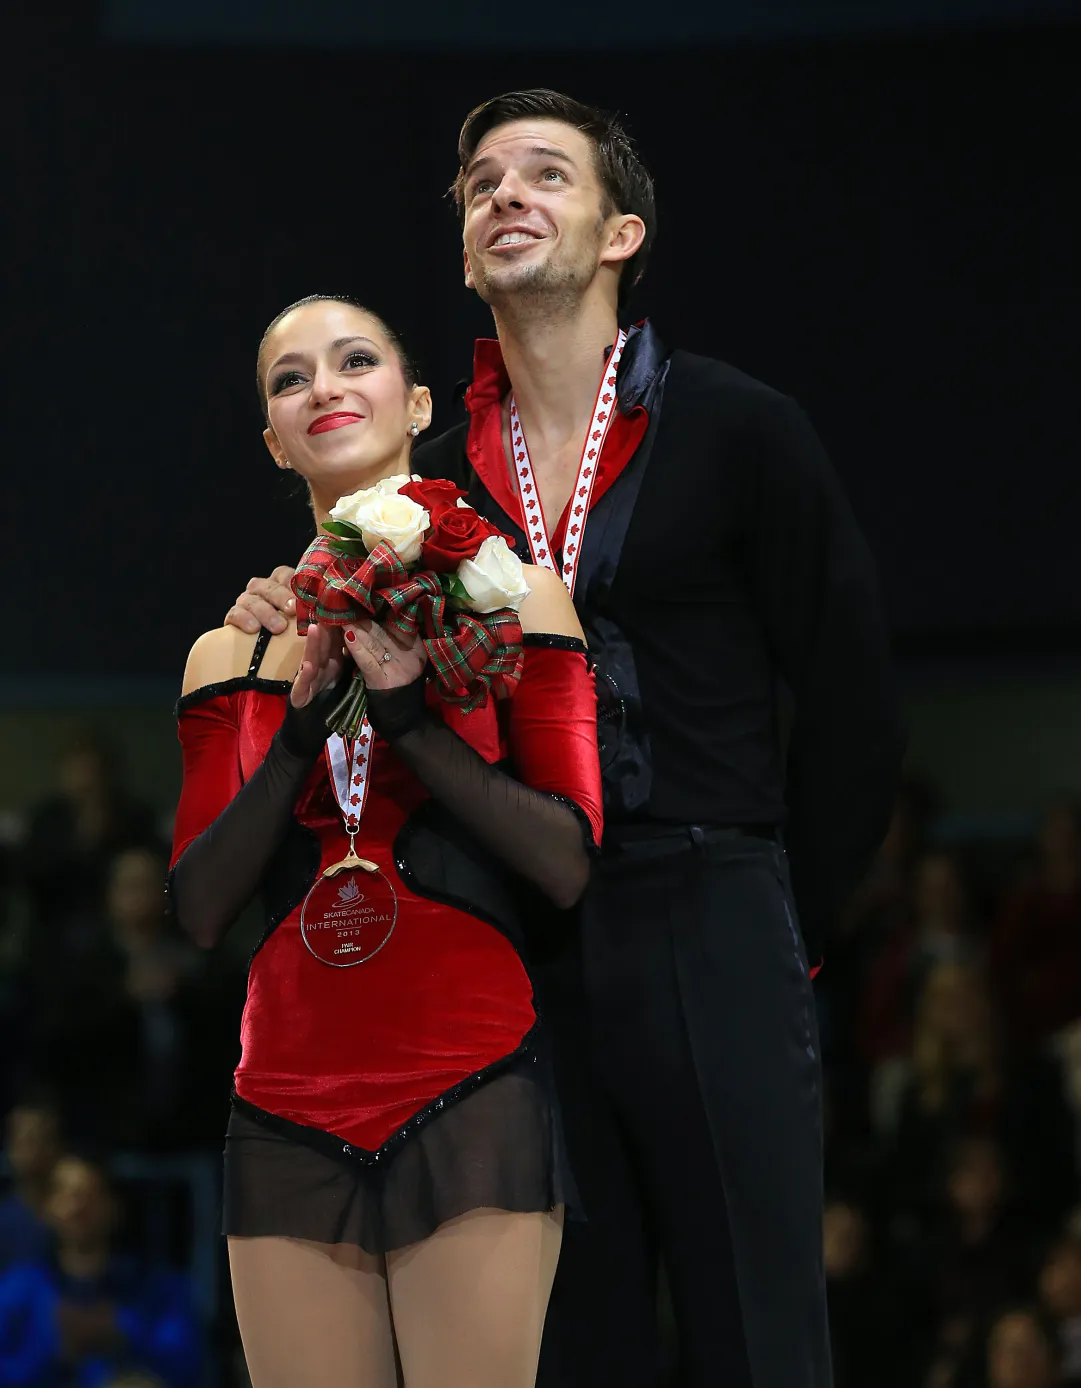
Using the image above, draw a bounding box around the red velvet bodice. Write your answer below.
[171,646,601,1156]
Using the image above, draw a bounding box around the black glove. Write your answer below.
[278,665,356,758]
[365,676,429,744]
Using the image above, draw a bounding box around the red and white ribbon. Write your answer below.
[324,722,373,837]
[509,329,627,597]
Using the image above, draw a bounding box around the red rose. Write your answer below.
[400,478,466,521]
[422,504,512,572]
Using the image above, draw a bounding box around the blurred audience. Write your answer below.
[0,1154,202,1387]
[993,798,1081,1051]
[860,851,978,1060]
[910,1138,1035,1379]
[984,1308,1062,1388]
[28,848,234,1152]
[1039,1234,1081,1384]
[889,962,1075,1232]
[0,1100,62,1273]
[20,731,161,942]
[823,1196,913,1387]
[859,850,981,1134]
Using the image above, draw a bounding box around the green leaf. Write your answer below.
[322,520,365,541]
[443,575,473,603]
[326,538,370,558]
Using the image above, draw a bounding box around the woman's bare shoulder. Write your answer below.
[181,623,303,695]
[518,566,584,640]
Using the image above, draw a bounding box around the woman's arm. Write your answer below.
[169,624,348,948]
[356,568,602,910]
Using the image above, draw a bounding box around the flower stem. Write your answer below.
[326,670,368,738]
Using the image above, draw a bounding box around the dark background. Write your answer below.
[5,4,1079,681]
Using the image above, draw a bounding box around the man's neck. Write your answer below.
[493,296,619,456]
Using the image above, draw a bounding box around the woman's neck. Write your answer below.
[309,454,414,532]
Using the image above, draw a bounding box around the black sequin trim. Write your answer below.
[549,791,600,857]
[175,676,291,719]
[522,634,588,655]
[162,863,179,932]
[230,1023,540,1170]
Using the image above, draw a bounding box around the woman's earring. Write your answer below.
[283,459,292,468]
[409,422,419,437]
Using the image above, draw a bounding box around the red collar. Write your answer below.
[463,337,648,554]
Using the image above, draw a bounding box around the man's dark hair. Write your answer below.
[452,89,656,310]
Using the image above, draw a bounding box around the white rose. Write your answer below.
[457,536,531,614]
[328,486,428,565]
[329,475,411,526]
[328,483,381,529]
[359,494,429,565]
[376,474,412,497]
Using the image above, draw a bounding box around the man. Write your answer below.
[227,89,904,1388]
[0,1153,203,1386]
[0,1099,63,1273]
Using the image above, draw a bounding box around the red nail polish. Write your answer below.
[345,630,355,643]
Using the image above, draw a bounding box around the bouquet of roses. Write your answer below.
[291,475,532,737]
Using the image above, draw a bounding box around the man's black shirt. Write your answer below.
[415,326,905,946]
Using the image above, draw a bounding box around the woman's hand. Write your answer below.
[343,617,427,690]
[290,623,347,709]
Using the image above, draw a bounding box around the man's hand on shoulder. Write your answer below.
[224,565,298,635]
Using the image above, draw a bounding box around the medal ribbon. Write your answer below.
[324,721,373,841]
[509,329,627,596]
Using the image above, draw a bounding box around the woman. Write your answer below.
[169,295,602,1388]
[888,962,1074,1234]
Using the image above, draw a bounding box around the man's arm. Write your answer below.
[745,391,905,961]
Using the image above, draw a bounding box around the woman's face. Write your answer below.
[260,302,430,505]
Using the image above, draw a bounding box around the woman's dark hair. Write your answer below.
[451,89,656,311]
[256,294,420,423]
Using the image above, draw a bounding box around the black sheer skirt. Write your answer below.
[222,1052,579,1255]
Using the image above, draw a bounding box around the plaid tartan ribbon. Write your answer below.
[292,537,524,711]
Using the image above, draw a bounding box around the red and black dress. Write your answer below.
[168,629,602,1253]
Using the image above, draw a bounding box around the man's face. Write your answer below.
[461,119,613,309]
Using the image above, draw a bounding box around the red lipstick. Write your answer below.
[308,411,364,435]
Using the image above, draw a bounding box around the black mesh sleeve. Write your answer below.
[170,678,345,949]
[366,678,592,911]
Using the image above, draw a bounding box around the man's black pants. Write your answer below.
[535,830,832,1388]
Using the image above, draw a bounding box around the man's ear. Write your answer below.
[264,427,290,469]
[463,245,476,290]
[600,213,646,268]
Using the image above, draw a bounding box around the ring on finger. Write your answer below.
[381,650,393,663]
